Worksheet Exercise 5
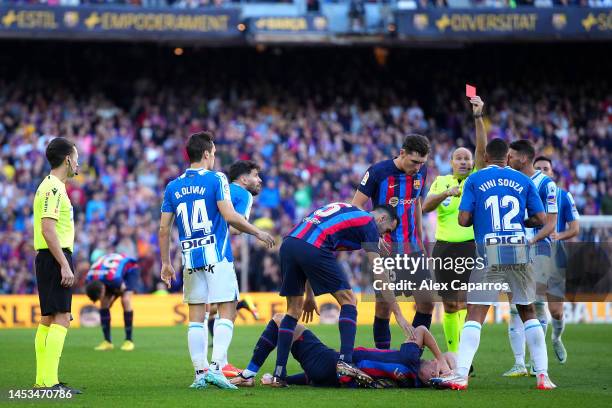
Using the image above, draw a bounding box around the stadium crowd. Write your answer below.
[0,45,610,295]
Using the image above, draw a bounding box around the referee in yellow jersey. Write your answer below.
[33,137,81,393]
[422,97,486,354]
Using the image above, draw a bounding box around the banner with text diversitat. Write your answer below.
[0,5,241,41]
[0,294,611,328]
[394,8,612,41]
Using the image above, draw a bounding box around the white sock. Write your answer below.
[242,369,257,378]
[535,302,549,338]
[508,305,526,366]
[524,318,548,375]
[211,318,234,373]
[188,322,209,378]
[456,321,482,378]
[552,317,565,341]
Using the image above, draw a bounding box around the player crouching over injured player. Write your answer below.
[230,313,453,388]
[85,253,139,351]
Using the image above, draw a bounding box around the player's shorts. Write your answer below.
[183,258,239,304]
[279,237,350,297]
[467,262,535,305]
[291,329,339,386]
[532,254,554,287]
[35,249,73,316]
[123,268,139,292]
[547,243,566,299]
[432,240,475,301]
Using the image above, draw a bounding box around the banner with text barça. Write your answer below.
[395,8,612,40]
[1,294,611,328]
[0,5,240,41]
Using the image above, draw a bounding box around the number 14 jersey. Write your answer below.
[161,168,233,269]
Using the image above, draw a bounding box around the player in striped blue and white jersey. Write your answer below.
[534,156,580,365]
[501,140,559,378]
[159,131,274,390]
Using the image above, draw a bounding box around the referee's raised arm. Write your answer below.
[32,137,81,394]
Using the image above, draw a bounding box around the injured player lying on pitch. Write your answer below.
[231,313,455,389]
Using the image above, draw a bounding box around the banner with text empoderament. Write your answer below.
[0,5,241,41]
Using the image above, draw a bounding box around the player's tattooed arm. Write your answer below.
[217,200,275,248]
[529,212,558,244]
[458,210,473,227]
[524,212,546,229]
[471,96,486,170]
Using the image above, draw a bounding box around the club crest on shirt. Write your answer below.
[413,179,421,189]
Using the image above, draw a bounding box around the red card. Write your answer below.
[466,84,477,98]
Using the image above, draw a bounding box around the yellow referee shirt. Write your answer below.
[33,174,75,252]
[427,173,474,242]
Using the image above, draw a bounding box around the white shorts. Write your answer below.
[533,255,554,286]
[183,259,239,304]
[467,263,536,306]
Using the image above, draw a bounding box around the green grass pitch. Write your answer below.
[1,323,611,407]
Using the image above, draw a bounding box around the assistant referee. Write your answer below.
[33,137,81,393]
[422,96,486,354]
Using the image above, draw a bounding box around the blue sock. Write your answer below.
[412,311,432,329]
[245,319,279,375]
[100,308,111,342]
[338,304,357,363]
[274,315,297,379]
[373,317,391,349]
[123,311,133,341]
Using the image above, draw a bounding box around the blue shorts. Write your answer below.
[291,330,339,386]
[123,268,139,292]
[280,237,351,297]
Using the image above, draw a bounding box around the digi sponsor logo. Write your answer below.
[484,235,526,246]
[181,235,216,251]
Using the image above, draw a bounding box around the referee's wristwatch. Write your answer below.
[473,113,484,119]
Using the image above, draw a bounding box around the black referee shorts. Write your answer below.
[35,249,73,316]
[432,240,475,302]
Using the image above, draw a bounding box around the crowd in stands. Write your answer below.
[0,44,610,295]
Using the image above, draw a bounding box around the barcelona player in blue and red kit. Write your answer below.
[231,313,453,388]
[85,253,140,351]
[270,203,413,387]
[352,134,433,349]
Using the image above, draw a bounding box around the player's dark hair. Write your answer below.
[509,139,536,161]
[85,280,104,303]
[373,204,400,230]
[45,137,75,169]
[533,156,552,166]
[401,134,430,157]
[228,160,260,183]
[486,138,509,161]
[186,131,215,163]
